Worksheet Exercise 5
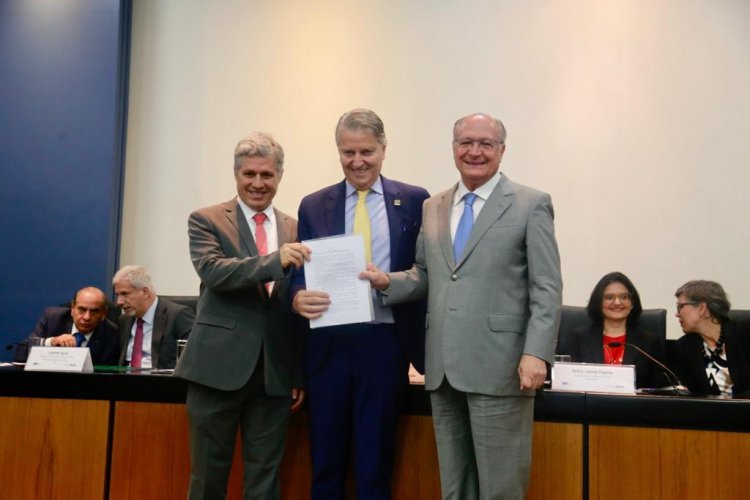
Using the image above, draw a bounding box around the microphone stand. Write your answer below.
[609,341,691,395]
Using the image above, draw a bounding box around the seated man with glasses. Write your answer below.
[14,286,120,365]
[563,271,665,388]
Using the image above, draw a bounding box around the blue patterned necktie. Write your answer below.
[74,332,86,347]
[453,193,478,262]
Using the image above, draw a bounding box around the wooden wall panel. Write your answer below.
[392,415,441,500]
[589,425,750,500]
[0,397,109,500]
[110,401,242,499]
[279,411,312,498]
[107,402,580,499]
[280,413,443,499]
[528,422,584,500]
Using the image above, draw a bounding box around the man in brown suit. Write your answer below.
[175,131,310,499]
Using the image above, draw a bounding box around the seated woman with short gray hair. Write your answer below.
[673,280,750,398]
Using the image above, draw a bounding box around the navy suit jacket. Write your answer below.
[293,176,429,374]
[18,306,120,365]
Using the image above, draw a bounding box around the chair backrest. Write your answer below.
[556,305,588,355]
[556,305,668,355]
[160,295,199,314]
[730,309,750,323]
[639,308,668,355]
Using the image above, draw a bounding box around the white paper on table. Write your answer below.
[303,234,374,329]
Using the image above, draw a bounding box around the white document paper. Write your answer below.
[303,234,374,329]
[551,362,636,394]
[24,346,94,373]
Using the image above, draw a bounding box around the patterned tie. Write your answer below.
[131,317,144,368]
[353,190,372,263]
[453,193,478,263]
[74,332,86,347]
[253,212,273,294]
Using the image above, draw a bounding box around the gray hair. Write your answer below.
[233,131,284,174]
[113,265,156,293]
[335,109,387,147]
[453,113,507,144]
[675,280,731,323]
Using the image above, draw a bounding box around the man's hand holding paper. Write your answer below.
[294,234,374,328]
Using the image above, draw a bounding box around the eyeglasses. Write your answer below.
[676,302,698,313]
[453,139,502,152]
[603,293,631,303]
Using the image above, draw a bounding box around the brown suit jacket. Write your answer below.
[174,198,302,394]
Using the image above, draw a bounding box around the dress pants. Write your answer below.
[186,355,291,500]
[306,323,406,500]
[430,378,533,500]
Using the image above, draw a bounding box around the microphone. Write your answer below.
[609,341,691,395]
[5,342,26,351]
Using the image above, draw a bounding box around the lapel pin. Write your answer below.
[394,199,401,206]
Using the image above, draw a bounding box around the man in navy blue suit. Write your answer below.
[17,286,119,365]
[292,109,428,500]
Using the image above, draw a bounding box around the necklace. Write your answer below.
[603,332,626,364]
[702,327,726,363]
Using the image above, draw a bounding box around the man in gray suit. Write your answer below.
[113,265,195,369]
[362,113,562,499]
[175,132,310,499]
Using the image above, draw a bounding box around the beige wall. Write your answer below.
[123,0,750,339]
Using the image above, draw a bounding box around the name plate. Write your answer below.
[551,362,635,394]
[24,346,94,373]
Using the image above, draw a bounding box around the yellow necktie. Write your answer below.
[353,190,372,263]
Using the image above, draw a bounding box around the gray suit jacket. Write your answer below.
[118,297,195,369]
[386,174,562,396]
[174,198,302,395]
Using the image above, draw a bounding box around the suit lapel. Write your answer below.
[87,326,99,351]
[584,328,605,363]
[323,182,347,237]
[151,300,167,368]
[382,177,404,271]
[274,208,293,245]
[120,316,135,357]
[224,198,258,256]
[454,176,512,268]
[437,187,456,267]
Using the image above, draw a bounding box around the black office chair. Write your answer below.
[556,305,588,356]
[556,305,667,356]
[159,295,199,314]
[730,309,750,323]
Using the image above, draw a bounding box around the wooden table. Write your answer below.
[1,368,747,499]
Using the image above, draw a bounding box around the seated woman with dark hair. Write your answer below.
[674,280,750,398]
[568,272,664,388]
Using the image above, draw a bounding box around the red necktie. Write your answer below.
[131,317,144,368]
[253,212,268,255]
[253,213,273,294]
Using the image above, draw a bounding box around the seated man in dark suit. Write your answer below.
[17,286,120,365]
[113,265,195,369]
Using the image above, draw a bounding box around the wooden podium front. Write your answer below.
[106,402,580,500]
[2,370,748,499]
[0,397,110,499]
